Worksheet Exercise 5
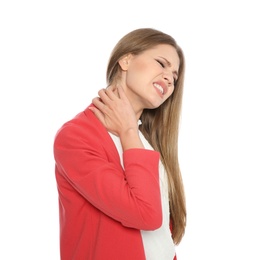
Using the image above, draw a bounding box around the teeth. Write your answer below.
[153,83,164,94]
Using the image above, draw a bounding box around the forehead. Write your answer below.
[145,44,179,66]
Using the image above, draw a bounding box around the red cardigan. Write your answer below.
[54,107,176,260]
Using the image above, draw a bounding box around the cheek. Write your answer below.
[166,87,175,99]
[126,62,149,86]
[129,60,150,74]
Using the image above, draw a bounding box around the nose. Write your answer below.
[162,70,173,87]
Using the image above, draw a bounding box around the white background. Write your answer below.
[1,0,254,259]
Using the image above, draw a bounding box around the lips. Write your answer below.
[153,82,167,97]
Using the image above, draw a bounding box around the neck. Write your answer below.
[107,84,143,121]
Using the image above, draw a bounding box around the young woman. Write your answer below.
[53,28,186,260]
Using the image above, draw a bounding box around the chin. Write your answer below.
[145,102,163,110]
[142,95,167,109]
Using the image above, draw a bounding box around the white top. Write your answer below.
[109,130,175,260]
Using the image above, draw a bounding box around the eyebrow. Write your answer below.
[159,56,179,78]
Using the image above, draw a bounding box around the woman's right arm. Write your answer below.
[54,120,162,231]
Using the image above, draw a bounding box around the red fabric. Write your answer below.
[54,107,165,259]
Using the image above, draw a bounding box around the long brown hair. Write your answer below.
[106,28,186,244]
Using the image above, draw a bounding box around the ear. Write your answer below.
[118,54,132,71]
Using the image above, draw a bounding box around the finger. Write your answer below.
[105,87,119,100]
[98,89,112,105]
[89,106,105,124]
[92,97,106,111]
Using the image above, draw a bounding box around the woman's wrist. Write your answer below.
[119,128,144,151]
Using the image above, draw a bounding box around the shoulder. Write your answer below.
[54,105,111,147]
[55,105,106,137]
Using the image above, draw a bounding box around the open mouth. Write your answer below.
[153,83,164,95]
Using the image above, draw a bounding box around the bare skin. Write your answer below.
[89,44,179,152]
[90,86,143,151]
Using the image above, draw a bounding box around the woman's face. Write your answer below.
[120,44,179,116]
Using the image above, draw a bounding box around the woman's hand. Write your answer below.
[89,86,144,150]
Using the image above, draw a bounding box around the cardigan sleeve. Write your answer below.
[53,121,162,231]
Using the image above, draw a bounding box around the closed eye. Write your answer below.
[156,59,165,68]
